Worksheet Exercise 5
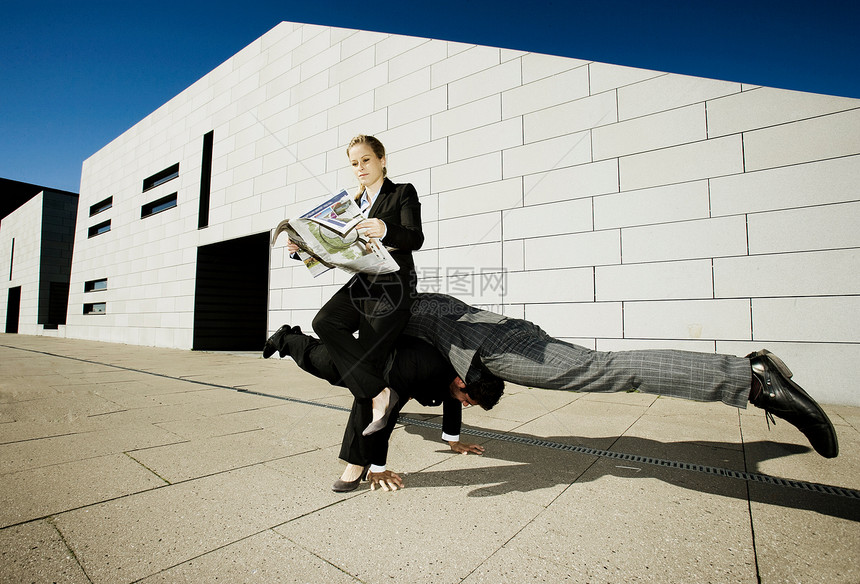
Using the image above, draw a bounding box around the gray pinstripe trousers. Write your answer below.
[481,320,752,409]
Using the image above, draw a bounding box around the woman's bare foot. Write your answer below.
[340,463,366,482]
[370,387,391,425]
[363,387,399,436]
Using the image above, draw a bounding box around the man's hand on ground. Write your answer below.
[449,441,485,455]
[367,470,404,491]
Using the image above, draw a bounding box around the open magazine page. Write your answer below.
[296,249,333,278]
[271,191,399,277]
[300,189,364,235]
[289,218,398,275]
[271,220,334,277]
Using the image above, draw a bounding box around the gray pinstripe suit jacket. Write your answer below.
[404,293,751,409]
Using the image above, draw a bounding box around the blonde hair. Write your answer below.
[347,135,387,197]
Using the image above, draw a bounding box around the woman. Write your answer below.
[288,135,424,482]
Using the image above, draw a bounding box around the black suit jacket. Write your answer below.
[291,178,423,280]
[355,178,424,285]
[384,335,462,437]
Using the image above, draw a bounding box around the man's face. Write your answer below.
[449,378,479,408]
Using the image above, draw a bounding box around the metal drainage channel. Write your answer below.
[398,415,860,501]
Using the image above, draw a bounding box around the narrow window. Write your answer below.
[88,220,111,238]
[198,131,214,229]
[83,302,106,315]
[142,163,179,192]
[8,238,13,280]
[84,278,108,292]
[89,196,113,216]
[141,193,178,218]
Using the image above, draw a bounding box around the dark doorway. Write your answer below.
[193,232,269,350]
[44,281,70,329]
[5,286,21,333]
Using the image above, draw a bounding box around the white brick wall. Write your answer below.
[0,195,43,335]
[0,191,77,337]
[53,21,860,405]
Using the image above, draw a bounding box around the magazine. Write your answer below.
[272,189,399,277]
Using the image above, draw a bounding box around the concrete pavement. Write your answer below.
[1,333,858,583]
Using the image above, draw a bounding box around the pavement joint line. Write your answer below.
[6,344,858,501]
[47,516,92,583]
[0,431,80,446]
[124,451,171,485]
[1,448,326,532]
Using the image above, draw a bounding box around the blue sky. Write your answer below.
[2,0,857,194]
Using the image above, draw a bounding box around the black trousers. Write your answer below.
[281,332,402,467]
[311,274,413,400]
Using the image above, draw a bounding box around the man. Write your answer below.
[263,326,503,491]
[404,293,839,459]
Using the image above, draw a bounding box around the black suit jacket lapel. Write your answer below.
[368,178,397,219]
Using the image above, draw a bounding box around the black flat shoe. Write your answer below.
[748,350,839,458]
[262,325,301,359]
[362,388,400,436]
[331,466,368,493]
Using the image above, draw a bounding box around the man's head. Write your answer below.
[448,374,504,410]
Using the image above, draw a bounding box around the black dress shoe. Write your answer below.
[748,350,839,458]
[262,325,301,359]
[332,466,368,493]
[362,388,400,436]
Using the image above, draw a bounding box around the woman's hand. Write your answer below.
[449,441,485,455]
[286,238,300,254]
[357,218,386,239]
[367,469,404,491]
